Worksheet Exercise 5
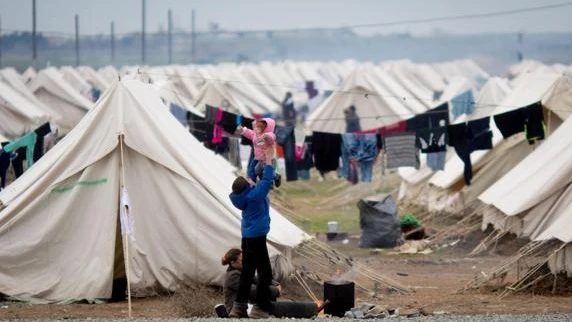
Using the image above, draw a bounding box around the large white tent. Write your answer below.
[0,79,309,302]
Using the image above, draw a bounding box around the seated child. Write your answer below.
[237,118,281,187]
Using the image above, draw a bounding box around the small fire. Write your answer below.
[315,300,323,313]
[315,299,329,316]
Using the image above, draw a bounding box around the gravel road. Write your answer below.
[2,314,572,322]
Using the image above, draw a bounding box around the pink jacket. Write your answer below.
[241,118,276,161]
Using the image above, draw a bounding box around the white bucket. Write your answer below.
[327,221,338,234]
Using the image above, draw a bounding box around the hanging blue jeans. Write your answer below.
[341,134,360,180]
[357,134,377,182]
[359,160,374,182]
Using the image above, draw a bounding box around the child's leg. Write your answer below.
[271,158,282,187]
[247,159,258,182]
[254,160,265,181]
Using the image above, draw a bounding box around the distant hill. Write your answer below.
[1,30,571,75]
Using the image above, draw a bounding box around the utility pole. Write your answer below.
[517,32,524,62]
[168,9,172,64]
[32,0,37,68]
[141,0,146,64]
[110,21,115,63]
[190,9,195,63]
[75,14,80,66]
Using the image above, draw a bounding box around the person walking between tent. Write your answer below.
[344,105,361,133]
[281,92,296,127]
[228,147,276,318]
[237,118,281,188]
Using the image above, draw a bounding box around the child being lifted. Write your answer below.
[237,118,282,188]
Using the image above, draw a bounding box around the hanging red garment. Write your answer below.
[211,108,224,144]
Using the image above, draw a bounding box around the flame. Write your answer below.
[315,300,325,316]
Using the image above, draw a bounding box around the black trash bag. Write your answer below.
[358,195,403,248]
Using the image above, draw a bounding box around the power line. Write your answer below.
[2,2,571,38]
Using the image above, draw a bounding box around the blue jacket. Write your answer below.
[229,165,274,238]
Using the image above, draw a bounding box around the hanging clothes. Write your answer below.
[296,136,313,180]
[205,104,218,123]
[294,128,306,161]
[33,122,52,162]
[0,143,11,188]
[493,108,525,139]
[522,102,545,144]
[312,131,342,174]
[11,147,26,178]
[383,132,419,169]
[212,108,224,144]
[228,137,242,170]
[357,134,377,182]
[493,102,545,144]
[188,112,209,142]
[451,90,475,119]
[341,134,359,183]
[406,102,449,132]
[361,119,407,135]
[275,126,298,182]
[447,116,493,185]
[417,127,447,153]
[3,131,38,169]
[427,151,446,171]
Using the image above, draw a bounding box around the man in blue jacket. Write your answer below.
[228,147,274,319]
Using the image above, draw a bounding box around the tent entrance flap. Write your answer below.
[111,213,127,302]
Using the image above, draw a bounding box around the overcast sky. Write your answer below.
[1,0,571,36]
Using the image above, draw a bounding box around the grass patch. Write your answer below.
[274,174,362,235]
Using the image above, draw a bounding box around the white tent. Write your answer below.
[0,79,309,302]
[306,67,413,133]
[28,67,93,134]
[77,66,111,92]
[21,66,37,84]
[60,66,96,102]
[0,68,47,108]
[192,80,253,116]
[0,82,50,140]
[479,77,572,232]
[97,66,119,84]
[478,111,572,276]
